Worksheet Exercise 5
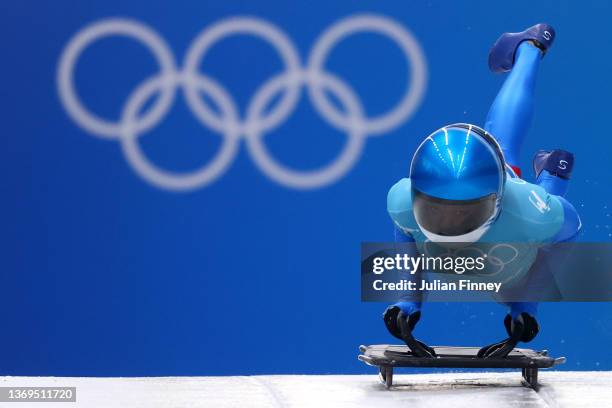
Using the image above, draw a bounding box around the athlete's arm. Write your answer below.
[392,226,422,310]
[382,227,435,357]
[498,151,580,350]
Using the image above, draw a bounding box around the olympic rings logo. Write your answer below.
[422,242,525,282]
[57,14,427,191]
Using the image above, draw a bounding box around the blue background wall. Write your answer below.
[2,0,611,375]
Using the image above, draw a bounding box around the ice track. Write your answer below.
[2,371,611,407]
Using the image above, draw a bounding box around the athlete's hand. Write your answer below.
[383,303,435,357]
[507,312,539,342]
[383,302,420,339]
[478,313,539,358]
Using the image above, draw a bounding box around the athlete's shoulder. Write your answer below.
[387,178,412,214]
[387,178,418,233]
[503,178,559,218]
[501,177,577,242]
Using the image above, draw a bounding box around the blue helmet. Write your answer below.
[410,123,506,243]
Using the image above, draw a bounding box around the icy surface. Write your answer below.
[1,371,611,407]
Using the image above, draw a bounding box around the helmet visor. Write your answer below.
[412,190,497,237]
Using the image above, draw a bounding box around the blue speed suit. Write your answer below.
[383,26,581,356]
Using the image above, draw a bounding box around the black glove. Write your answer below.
[504,312,539,343]
[383,306,435,357]
[478,313,539,358]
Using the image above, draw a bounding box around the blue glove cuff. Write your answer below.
[392,301,422,316]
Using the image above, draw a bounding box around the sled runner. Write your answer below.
[358,345,565,389]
